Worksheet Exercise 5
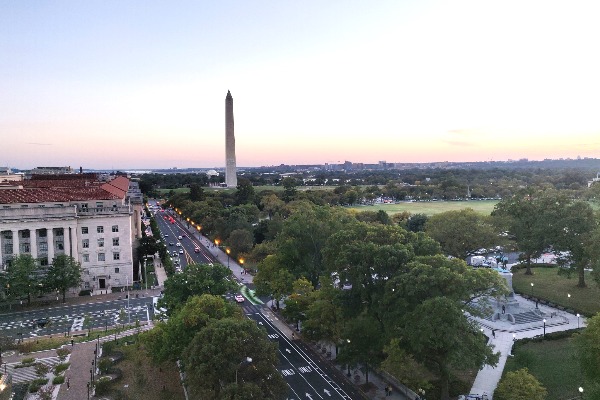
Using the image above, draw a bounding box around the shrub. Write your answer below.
[52,375,65,384]
[94,377,112,395]
[102,341,116,355]
[21,357,35,365]
[35,363,50,378]
[54,362,70,375]
[98,358,113,374]
[56,348,70,361]
[79,290,91,296]
[28,378,48,393]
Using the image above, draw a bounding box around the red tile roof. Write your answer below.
[0,176,125,204]
[100,176,129,198]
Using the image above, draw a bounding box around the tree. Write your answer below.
[425,208,498,259]
[494,368,547,400]
[282,277,314,331]
[492,190,562,275]
[281,177,297,202]
[406,213,428,232]
[182,318,287,400]
[45,255,82,303]
[227,229,254,256]
[144,294,242,363]
[260,194,285,220]
[337,314,385,384]
[402,297,499,400]
[189,183,205,202]
[161,263,236,313]
[574,312,600,382]
[253,255,294,309]
[6,254,40,305]
[235,178,255,205]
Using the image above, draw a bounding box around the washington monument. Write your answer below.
[225,90,237,187]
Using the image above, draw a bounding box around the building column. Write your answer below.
[30,229,38,260]
[47,228,55,263]
[64,227,71,258]
[11,230,19,256]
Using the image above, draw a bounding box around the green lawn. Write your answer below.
[504,337,581,400]
[347,200,498,216]
[512,267,600,317]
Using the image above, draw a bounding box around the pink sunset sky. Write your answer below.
[1,1,599,169]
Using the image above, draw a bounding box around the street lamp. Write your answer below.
[236,357,252,384]
[239,258,245,274]
[214,239,220,248]
[346,339,351,377]
[226,248,230,267]
[87,382,90,400]
[530,282,534,300]
[543,318,546,338]
[579,386,584,399]
[577,313,580,329]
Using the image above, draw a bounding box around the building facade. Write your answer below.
[0,175,135,292]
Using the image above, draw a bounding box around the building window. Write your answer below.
[97,226,104,234]
[57,243,64,250]
[20,243,30,253]
[39,243,48,252]
[84,281,90,289]
[39,229,47,238]
[82,254,89,262]
[98,253,105,262]
[113,252,120,260]
[115,267,120,273]
[81,227,88,234]
[82,239,89,248]
[40,257,48,266]
[98,238,104,248]
[4,244,12,254]
[56,228,64,236]
[112,225,119,232]
[21,230,30,239]
[112,238,119,246]
[96,202,103,208]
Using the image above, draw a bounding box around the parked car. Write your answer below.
[169,242,174,246]
[178,235,183,240]
[235,295,245,303]
[179,249,184,254]
[194,247,200,253]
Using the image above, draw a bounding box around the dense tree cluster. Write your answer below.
[0,254,82,304]
[141,168,600,398]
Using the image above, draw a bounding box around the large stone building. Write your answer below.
[0,174,140,292]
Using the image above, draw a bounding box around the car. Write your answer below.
[235,295,245,303]
[178,235,183,240]
[176,243,181,247]
[181,234,186,238]
[169,242,174,246]
[171,251,177,256]
[179,249,184,254]
[35,318,50,328]
[164,234,169,237]
[194,247,200,253]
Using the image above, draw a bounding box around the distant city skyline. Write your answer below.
[2,1,600,170]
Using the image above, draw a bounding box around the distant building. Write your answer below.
[588,173,600,188]
[29,166,74,175]
[0,167,23,183]
[0,174,138,292]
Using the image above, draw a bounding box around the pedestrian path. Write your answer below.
[469,294,586,399]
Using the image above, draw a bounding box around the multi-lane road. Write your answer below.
[0,296,154,339]
[242,303,366,400]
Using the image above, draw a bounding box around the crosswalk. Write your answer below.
[5,356,62,383]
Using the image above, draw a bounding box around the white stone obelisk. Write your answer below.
[225,90,237,187]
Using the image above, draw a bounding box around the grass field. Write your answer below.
[504,337,581,400]
[512,266,600,317]
[347,200,498,216]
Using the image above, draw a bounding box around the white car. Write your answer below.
[176,243,181,247]
[235,295,245,303]
[179,249,184,254]
[178,235,183,240]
